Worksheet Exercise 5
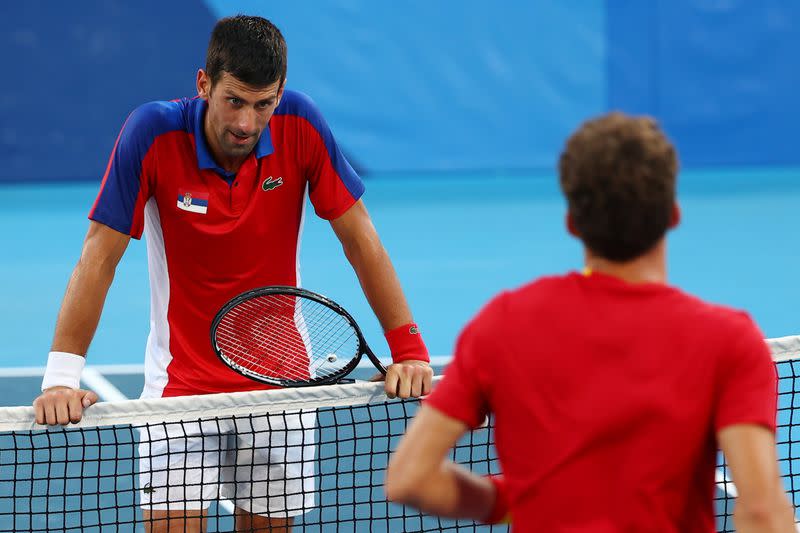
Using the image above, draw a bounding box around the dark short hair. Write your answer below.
[558,112,678,262]
[206,15,287,88]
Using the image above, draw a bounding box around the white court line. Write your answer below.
[0,364,145,377]
[0,334,791,377]
[362,355,452,368]
[0,332,791,376]
[81,367,130,402]
[0,356,456,378]
[0,365,60,377]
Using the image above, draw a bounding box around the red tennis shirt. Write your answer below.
[426,271,777,532]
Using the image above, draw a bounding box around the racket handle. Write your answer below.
[364,347,388,375]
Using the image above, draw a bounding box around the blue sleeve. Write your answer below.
[275,91,365,219]
[89,101,183,238]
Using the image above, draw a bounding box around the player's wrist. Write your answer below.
[41,351,85,391]
[385,323,430,363]
[485,475,511,524]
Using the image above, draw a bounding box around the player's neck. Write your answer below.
[583,240,668,285]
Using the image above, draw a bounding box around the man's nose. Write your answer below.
[236,108,258,135]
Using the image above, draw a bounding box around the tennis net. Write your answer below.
[0,378,503,532]
[715,335,800,532]
[0,335,798,532]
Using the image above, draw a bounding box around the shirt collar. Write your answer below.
[191,98,274,173]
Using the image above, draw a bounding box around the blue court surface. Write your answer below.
[1,169,799,531]
[2,168,799,376]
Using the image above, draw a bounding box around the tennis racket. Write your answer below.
[211,286,387,387]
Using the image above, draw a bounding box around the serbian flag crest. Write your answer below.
[177,190,209,214]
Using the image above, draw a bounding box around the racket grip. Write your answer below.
[385,323,430,363]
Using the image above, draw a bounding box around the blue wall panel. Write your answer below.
[0,0,216,182]
[607,0,800,167]
[203,1,606,173]
[658,1,800,166]
[2,2,799,181]
[607,1,658,115]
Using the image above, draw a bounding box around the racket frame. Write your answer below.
[211,285,387,387]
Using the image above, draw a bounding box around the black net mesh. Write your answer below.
[2,348,799,532]
[0,382,505,532]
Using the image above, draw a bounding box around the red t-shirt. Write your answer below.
[426,271,777,533]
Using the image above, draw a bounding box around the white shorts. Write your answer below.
[137,411,317,517]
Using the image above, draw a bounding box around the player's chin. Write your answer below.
[223,143,256,157]
[223,137,257,155]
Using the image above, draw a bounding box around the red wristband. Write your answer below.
[384,323,430,363]
[485,475,511,525]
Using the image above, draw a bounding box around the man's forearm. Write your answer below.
[734,493,797,533]
[51,258,117,356]
[330,200,417,331]
[391,460,495,521]
[342,233,413,331]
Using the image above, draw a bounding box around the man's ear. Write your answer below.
[197,69,211,99]
[669,202,681,229]
[274,79,286,107]
[566,212,580,237]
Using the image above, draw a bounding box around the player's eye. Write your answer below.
[256,100,273,110]
[228,97,242,106]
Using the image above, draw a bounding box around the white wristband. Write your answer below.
[41,351,86,391]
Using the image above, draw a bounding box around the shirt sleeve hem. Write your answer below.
[88,215,142,240]
[423,396,485,430]
[715,416,777,434]
[316,191,362,221]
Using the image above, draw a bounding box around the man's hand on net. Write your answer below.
[382,360,434,399]
[33,386,99,426]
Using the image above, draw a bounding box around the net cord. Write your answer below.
[2,334,796,431]
[0,377,443,431]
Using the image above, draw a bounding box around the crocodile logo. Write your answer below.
[262,176,284,191]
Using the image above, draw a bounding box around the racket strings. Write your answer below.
[218,299,343,361]
[216,309,310,373]
[215,294,360,382]
[225,296,356,366]
[217,311,336,379]
[217,307,324,378]
[220,296,345,358]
